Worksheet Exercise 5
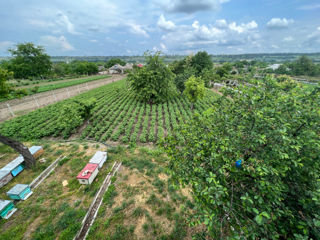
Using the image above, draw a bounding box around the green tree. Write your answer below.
[184,75,205,109]
[190,51,213,75]
[0,67,12,97]
[8,42,51,79]
[162,76,320,239]
[105,58,126,68]
[127,52,175,103]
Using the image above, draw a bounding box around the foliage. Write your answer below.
[162,76,320,239]
[190,51,213,75]
[105,58,126,68]
[0,67,12,97]
[215,62,232,78]
[174,67,197,94]
[184,76,205,109]
[200,68,219,87]
[127,52,175,103]
[0,79,219,143]
[8,42,52,79]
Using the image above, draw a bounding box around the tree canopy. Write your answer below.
[127,52,175,103]
[8,43,52,79]
[184,75,205,109]
[190,51,213,75]
[105,58,126,68]
[0,67,12,97]
[162,76,320,239]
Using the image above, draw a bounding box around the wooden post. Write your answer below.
[0,135,35,168]
[6,103,15,117]
[33,96,40,108]
[67,88,70,97]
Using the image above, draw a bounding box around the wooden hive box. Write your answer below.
[28,146,44,159]
[89,151,107,169]
[2,157,25,177]
[6,184,33,201]
[0,200,17,219]
[0,170,13,188]
[76,163,99,185]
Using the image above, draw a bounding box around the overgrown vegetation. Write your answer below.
[162,75,320,239]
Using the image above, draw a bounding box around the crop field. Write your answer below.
[0,79,219,143]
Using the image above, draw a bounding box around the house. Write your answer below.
[89,151,107,169]
[108,64,124,74]
[76,163,99,185]
[0,170,13,188]
[266,64,281,71]
[29,146,44,159]
[0,200,17,219]
[6,184,33,201]
[2,157,25,177]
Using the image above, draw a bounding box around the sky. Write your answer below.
[0,0,320,56]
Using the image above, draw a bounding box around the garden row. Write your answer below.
[0,79,219,143]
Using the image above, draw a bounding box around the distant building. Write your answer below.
[267,64,281,71]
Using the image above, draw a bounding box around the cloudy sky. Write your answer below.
[0,0,320,56]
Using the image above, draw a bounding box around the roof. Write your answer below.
[0,169,10,180]
[7,184,29,195]
[89,151,107,164]
[29,146,43,155]
[0,200,12,211]
[2,157,24,172]
[77,163,99,180]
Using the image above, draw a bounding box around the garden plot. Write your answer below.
[0,141,114,240]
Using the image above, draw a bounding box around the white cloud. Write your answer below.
[40,35,75,51]
[305,27,320,46]
[157,15,176,32]
[160,0,230,13]
[283,36,293,42]
[128,23,149,37]
[161,19,259,52]
[271,44,279,49]
[0,41,14,52]
[267,18,294,29]
[298,4,320,10]
[55,11,80,35]
[90,39,98,43]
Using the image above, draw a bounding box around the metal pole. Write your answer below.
[33,96,40,108]
[6,103,15,117]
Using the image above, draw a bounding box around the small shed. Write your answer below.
[76,163,99,185]
[0,170,13,188]
[29,146,44,159]
[6,184,33,201]
[89,151,107,168]
[2,157,25,177]
[0,200,17,219]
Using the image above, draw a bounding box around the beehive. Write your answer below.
[76,163,99,185]
[28,146,44,159]
[89,151,107,169]
[0,170,13,188]
[2,157,25,177]
[6,184,33,200]
[0,200,17,219]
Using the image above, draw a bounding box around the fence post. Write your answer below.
[6,103,15,117]
[78,85,81,94]
[67,88,70,97]
[52,92,57,102]
[33,96,40,108]
[86,82,89,90]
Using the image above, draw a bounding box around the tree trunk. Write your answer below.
[0,135,35,168]
[191,102,194,110]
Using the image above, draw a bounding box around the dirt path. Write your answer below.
[0,75,125,122]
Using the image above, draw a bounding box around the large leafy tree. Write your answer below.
[8,42,52,79]
[190,51,213,75]
[127,52,175,103]
[184,75,205,109]
[162,76,320,239]
[105,58,126,68]
[0,67,12,97]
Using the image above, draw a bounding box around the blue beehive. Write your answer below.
[6,184,33,200]
[0,200,17,219]
[2,156,25,177]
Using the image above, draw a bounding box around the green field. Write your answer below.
[0,79,219,143]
